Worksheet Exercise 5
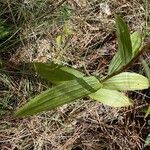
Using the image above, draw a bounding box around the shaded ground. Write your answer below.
[0,0,150,149]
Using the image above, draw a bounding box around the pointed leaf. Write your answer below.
[90,88,132,107]
[115,15,132,64]
[131,32,142,56]
[15,76,102,117]
[108,32,142,75]
[103,72,149,91]
[108,52,122,75]
[34,62,84,83]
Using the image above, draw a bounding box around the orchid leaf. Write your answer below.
[90,88,132,107]
[15,76,102,117]
[34,62,84,83]
[108,32,142,75]
[103,72,149,91]
[115,15,132,64]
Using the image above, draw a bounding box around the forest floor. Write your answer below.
[0,0,150,150]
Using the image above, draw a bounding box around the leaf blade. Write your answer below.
[15,76,102,117]
[131,32,142,56]
[115,15,132,64]
[108,32,142,75]
[103,72,149,91]
[108,52,122,75]
[90,88,132,107]
[34,62,84,83]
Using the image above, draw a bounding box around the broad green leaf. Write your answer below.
[108,32,142,75]
[108,52,122,75]
[131,32,142,56]
[15,76,102,117]
[90,88,132,107]
[34,62,84,83]
[145,105,150,118]
[103,72,149,91]
[115,16,132,64]
[142,60,150,84]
